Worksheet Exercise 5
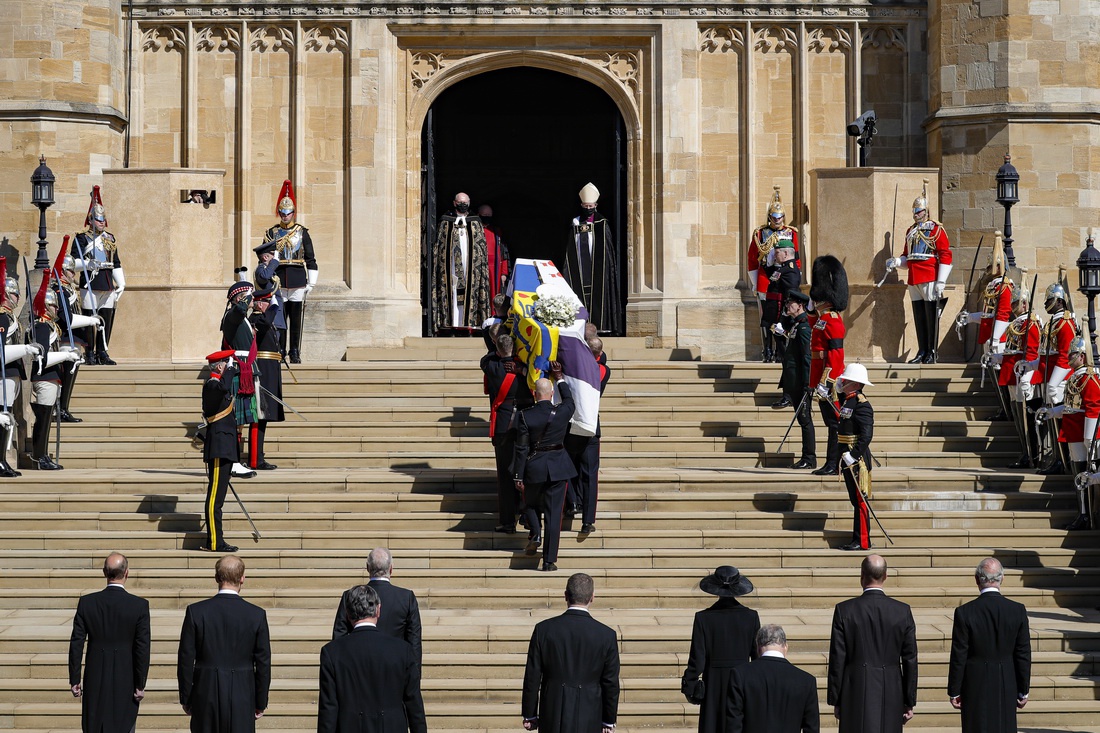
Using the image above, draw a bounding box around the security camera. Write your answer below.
[847,110,876,137]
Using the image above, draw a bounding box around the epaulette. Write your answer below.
[857,394,868,403]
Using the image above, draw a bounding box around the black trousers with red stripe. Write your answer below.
[247,421,268,467]
[205,457,232,550]
[842,463,870,549]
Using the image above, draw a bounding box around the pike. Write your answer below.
[874,183,901,288]
[960,236,986,362]
[258,384,308,421]
[841,460,895,545]
[227,481,261,539]
[1017,272,1039,466]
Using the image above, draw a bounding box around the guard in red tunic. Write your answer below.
[808,255,847,476]
[1038,336,1099,529]
[1024,282,1078,475]
[886,178,952,363]
[992,286,1042,468]
[478,205,510,303]
[747,186,800,362]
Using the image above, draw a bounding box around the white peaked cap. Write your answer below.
[838,363,874,387]
[579,182,600,205]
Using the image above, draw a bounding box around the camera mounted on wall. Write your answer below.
[846,110,877,167]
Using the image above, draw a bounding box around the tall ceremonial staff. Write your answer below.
[51,238,78,462]
[955,236,985,363]
[1017,273,1039,467]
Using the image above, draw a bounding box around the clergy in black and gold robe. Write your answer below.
[431,202,491,334]
[563,211,622,336]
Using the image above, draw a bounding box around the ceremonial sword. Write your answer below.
[776,390,809,455]
[841,460,895,545]
[258,384,309,421]
[227,481,262,539]
[874,183,900,288]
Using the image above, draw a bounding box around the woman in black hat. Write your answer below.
[680,566,761,733]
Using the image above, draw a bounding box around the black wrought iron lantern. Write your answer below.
[30,155,56,270]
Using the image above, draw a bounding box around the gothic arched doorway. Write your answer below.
[420,66,628,335]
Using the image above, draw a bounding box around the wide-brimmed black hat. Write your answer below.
[699,566,754,597]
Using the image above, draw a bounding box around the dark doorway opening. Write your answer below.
[420,66,628,335]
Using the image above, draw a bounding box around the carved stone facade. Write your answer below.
[0,0,1096,360]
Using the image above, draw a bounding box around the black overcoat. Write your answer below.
[514,383,577,483]
[681,597,760,733]
[727,655,819,733]
[331,579,423,665]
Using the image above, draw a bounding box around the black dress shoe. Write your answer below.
[580,523,596,534]
[770,397,792,409]
[922,352,938,364]
[1065,514,1091,531]
[791,458,817,470]
[495,524,517,534]
[35,456,63,471]
[988,410,1009,422]
[541,562,558,572]
[289,351,302,364]
[0,464,19,478]
[59,409,82,423]
[812,463,838,476]
[907,352,926,364]
[98,352,116,366]
[564,503,578,518]
[838,541,869,551]
[525,535,541,555]
[1038,460,1066,476]
[254,460,278,470]
[209,543,239,553]
[1008,456,1033,469]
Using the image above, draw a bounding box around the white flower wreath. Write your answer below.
[533,292,581,328]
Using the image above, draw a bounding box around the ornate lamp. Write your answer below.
[1077,234,1100,364]
[30,155,56,270]
[995,154,1020,269]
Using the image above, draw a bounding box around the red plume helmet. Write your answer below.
[34,265,53,319]
[84,185,107,228]
[275,180,296,217]
[52,235,70,280]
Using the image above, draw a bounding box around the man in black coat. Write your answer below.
[761,240,801,363]
[827,554,917,733]
[948,557,1031,732]
[245,280,283,471]
[177,555,271,733]
[330,547,423,666]
[514,363,577,572]
[681,566,760,733]
[774,291,816,469]
[835,363,876,551]
[68,552,151,733]
[201,350,242,553]
[481,333,532,533]
[318,584,427,733]
[522,573,619,733]
[727,624,819,733]
[564,336,611,535]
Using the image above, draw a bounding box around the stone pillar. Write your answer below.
[811,167,966,363]
[100,169,226,362]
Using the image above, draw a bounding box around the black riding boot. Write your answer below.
[923,300,939,363]
[908,299,927,363]
[98,309,116,365]
[285,301,304,363]
[30,403,61,470]
[59,363,82,422]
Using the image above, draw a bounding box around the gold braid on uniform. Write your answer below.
[758,230,781,257]
[1005,314,1036,351]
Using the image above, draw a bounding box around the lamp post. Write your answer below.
[30,155,56,270]
[1077,235,1100,365]
[995,153,1020,270]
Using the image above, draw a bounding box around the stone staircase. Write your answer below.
[1,339,1098,732]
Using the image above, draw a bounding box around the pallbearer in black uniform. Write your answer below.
[775,291,816,469]
[431,192,491,335]
[220,275,258,480]
[515,363,577,572]
[29,270,81,470]
[0,263,38,477]
[71,185,125,365]
[565,336,611,535]
[481,333,532,533]
[247,281,283,471]
[200,350,240,553]
[835,363,875,552]
[260,180,317,363]
[563,183,623,336]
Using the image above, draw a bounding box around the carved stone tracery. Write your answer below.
[141,26,186,53]
[700,26,746,53]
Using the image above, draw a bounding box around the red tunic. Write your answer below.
[747,226,799,293]
[901,220,951,285]
[1038,312,1078,381]
[809,310,845,387]
[483,225,509,303]
[1058,368,1100,443]
[978,279,1014,346]
[999,315,1041,387]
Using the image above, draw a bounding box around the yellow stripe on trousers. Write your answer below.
[208,462,220,549]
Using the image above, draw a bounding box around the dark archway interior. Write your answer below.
[425,67,627,266]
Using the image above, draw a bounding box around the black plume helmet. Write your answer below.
[809,255,849,312]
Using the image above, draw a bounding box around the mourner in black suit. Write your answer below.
[774,291,816,469]
[681,566,760,733]
[68,553,151,733]
[481,333,532,533]
[177,555,271,733]
[318,584,427,733]
[522,573,620,733]
[331,547,423,665]
[948,557,1031,732]
[201,350,241,553]
[727,624,819,733]
[827,554,918,733]
[514,363,577,572]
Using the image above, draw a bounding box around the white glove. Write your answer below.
[306,269,319,295]
[841,451,856,466]
[967,312,982,324]
[68,313,101,330]
[747,269,758,296]
[815,384,830,401]
[112,268,126,302]
[770,323,786,336]
[1036,407,1051,421]
[933,281,946,300]
[885,257,903,270]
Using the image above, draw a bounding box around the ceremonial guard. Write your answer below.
[563,183,623,335]
[835,364,876,551]
[481,333,532,533]
[0,262,38,477]
[808,255,848,476]
[1027,282,1078,474]
[29,269,81,470]
[886,178,953,363]
[71,185,125,365]
[1037,336,1099,529]
[199,350,240,553]
[761,239,801,365]
[995,285,1042,468]
[247,281,283,471]
[431,192,491,335]
[747,186,800,362]
[220,274,259,479]
[259,180,317,363]
[253,240,288,350]
[775,291,816,469]
[955,240,1013,418]
[54,248,100,424]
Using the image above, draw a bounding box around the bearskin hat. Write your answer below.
[809,254,849,312]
